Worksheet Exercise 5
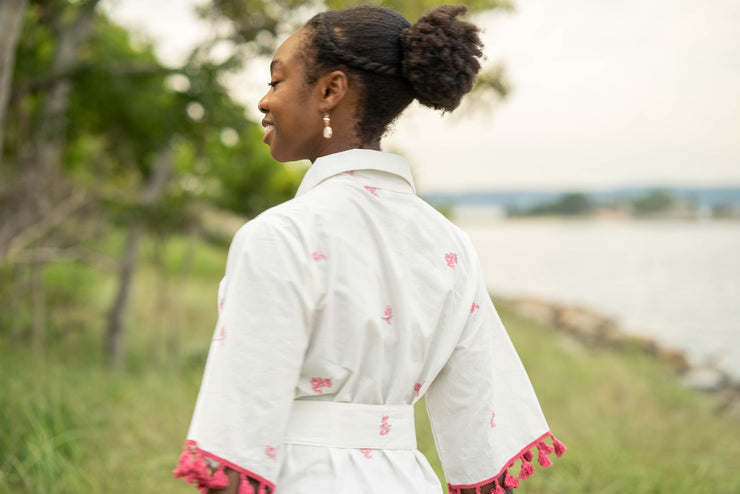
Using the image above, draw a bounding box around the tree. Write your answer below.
[632,190,673,215]
[0,0,28,165]
[525,192,593,216]
[0,1,299,365]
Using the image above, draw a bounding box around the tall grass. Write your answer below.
[1,233,738,493]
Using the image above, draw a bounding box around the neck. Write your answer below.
[309,139,381,163]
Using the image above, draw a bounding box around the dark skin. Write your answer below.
[257,28,379,164]
[210,29,512,494]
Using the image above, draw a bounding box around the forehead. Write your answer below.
[270,30,306,72]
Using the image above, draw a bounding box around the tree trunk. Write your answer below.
[33,0,100,174]
[105,226,140,367]
[0,0,28,166]
[105,145,173,367]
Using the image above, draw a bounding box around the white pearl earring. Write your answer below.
[322,113,333,139]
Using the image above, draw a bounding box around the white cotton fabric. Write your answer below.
[185,149,550,493]
[284,401,417,449]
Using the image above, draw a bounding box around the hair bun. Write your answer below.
[399,4,483,112]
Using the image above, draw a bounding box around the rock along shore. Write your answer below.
[500,295,740,416]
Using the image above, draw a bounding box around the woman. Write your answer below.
[174,5,565,494]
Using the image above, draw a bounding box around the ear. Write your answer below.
[316,70,349,112]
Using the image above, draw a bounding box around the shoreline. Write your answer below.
[499,295,740,416]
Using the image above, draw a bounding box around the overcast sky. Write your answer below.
[105,0,740,192]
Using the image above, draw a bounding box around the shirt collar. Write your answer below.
[295,149,416,197]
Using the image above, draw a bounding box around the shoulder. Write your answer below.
[225,198,314,268]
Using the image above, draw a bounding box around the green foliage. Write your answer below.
[632,190,674,215]
[7,0,302,229]
[516,192,594,217]
[1,0,306,346]
[324,0,513,20]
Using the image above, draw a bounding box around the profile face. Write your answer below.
[258,30,324,163]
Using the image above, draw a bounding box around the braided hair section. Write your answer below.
[316,14,402,78]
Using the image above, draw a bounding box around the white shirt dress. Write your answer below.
[174,149,565,494]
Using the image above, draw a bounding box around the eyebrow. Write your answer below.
[269,59,283,73]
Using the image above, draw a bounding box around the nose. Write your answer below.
[258,92,269,114]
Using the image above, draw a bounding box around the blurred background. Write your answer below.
[1,0,738,492]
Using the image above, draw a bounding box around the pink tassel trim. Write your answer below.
[209,466,229,489]
[553,437,567,457]
[519,459,535,479]
[447,431,566,493]
[491,483,505,494]
[504,472,520,489]
[174,440,275,494]
[239,473,254,494]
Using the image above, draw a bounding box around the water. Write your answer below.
[457,216,740,379]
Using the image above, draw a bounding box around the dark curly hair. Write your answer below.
[302,4,483,144]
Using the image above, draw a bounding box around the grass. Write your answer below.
[1,233,739,493]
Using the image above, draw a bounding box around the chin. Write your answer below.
[269,146,308,164]
[269,149,293,163]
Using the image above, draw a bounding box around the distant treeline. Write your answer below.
[509,190,672,217]
[425,187,740,219]
[508,189,739,218]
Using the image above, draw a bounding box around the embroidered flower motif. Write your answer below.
[381,305,393,324]
[360,448,373,459]
[414,381,425,397]
[312,249,327,261]
[310,377,332,394]
[364,186,379,197]
[490,410,496,429]
[470,302,480,313]
[219,297,225,310]
[212,326,226,344]
[379,416,392,436]
[445,252,458,269]
[265,445,278,460]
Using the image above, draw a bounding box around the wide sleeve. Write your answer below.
[174,218,315,494]
[424,264,566,494]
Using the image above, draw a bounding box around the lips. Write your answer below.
[261,119,274,143]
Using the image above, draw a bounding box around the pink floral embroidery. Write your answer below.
[490,410,496,429]
[379,416,392,436]
[381,305,393,324]
[414,381,425,397]
[470,302,480,313]
[348,170,355,176]
[360,448,373,459]
[312,249,327,261]
[265,445,278,460]
[212,325,226,344]
[445,252,458,269]
[219,298,225,310]
[364,186,379,197]
[310,377,332,394]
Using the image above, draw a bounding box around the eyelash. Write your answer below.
[267,81,280,88]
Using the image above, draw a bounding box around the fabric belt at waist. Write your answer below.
[284,401,417,450]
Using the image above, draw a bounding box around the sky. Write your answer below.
[104,0,740,192]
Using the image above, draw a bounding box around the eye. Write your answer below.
[267,80,281,88]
